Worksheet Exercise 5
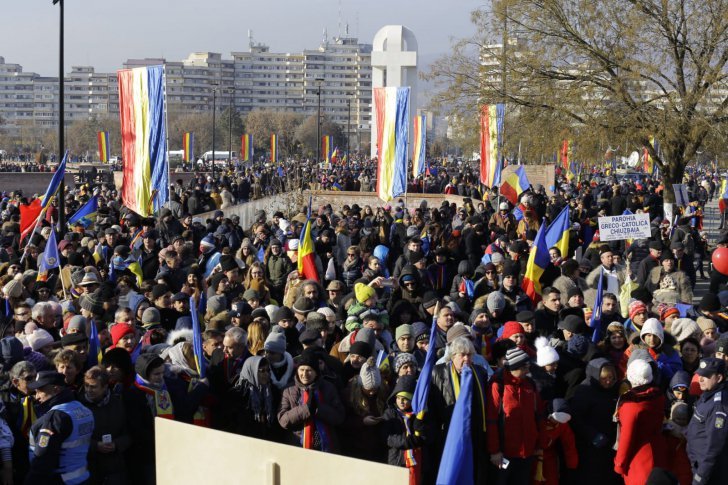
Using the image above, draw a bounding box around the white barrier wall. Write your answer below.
[155,419,408,485]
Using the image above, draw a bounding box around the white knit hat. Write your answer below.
[640,318,664,344]
[359,357,382,391]
[669,318,701,343]
[626,359,653,387]
[535,336,560,367]
[27,328,54,352]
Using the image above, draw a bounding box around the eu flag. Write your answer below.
[436,365,474,485]
[412,315,438,419]
[37,226,60,282]
[87,320,103,367]
[589,267,604,343]
[68,195,98,228]
[190,296,206,378]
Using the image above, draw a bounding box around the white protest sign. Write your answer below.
[598,213,651,241]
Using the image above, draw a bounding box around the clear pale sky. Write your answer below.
[3,0,479,76]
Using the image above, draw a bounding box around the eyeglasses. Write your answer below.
[347,253,356,256]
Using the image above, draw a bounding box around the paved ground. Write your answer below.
[693,198,720,303]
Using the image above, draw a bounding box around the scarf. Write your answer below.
[134,375,175,420]
[397,409,423,485]
[269,352,294,390]
[238,356,275,424]
[300,387,332,452]
[450,363,486,432]
[20,396,36,439]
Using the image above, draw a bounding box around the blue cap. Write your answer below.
[696,357,726,377]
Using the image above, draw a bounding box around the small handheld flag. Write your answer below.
[37,226,60,282]
[190,296,206,378]
[412,313,439,420]
[589,267,604,343]
[67,195,98,229]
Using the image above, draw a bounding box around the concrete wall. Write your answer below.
[113,170,205,191]
[155,419,408,485]
[1,172,75,195]
[196,190,470,229]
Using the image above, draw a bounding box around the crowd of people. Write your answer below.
[0,163,724,485]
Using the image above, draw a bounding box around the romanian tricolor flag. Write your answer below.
[374,86,410,202]
[522,220,550,305]
[183,132,194,163]
[241,134,253,161]
[298,197,318,282]
[560,140,571,170]
[545,205,570,257]
[412,114,426,178]
[643,136,657,175]
[97,131,110,163]
[500,166,530,204]
[37,225,59,282]
[322,135,333,163]
[117,65,169,218]
[480,104,505,188]
[270,134,278,163]
[331,147,340,164]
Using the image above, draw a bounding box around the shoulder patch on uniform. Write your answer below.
[39,429,54,436]
[716,416,725,429]
[714,391,722,402]
[37,434,49,448]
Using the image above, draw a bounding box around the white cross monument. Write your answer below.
[370,25,418,158]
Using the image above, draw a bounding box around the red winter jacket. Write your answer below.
[486,370,544,458]
[614,386,667,485]
[536,421,579,485]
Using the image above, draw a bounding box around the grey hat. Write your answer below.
[305,311,327,332]
[207,295,228,315]
[393,352,418,374]
[487,292,506,313]
[141,307,161,328]
[67,315,88,334]
[264,332,286,355]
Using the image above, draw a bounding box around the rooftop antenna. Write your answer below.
[338,0,342,39]
[323,27,328,46]
[355,12,359,39]
[248,29,253,49]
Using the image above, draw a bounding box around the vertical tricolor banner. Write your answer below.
[117,65,169,218]
[270,134,278,163]
[322,135,333,163]
[560,139,571,170]
[182,132,194,163]
[479,104,504,187]
[97,131,110,163]
[412,114,426,178]
[241,134,253,161]
[374,86,410,203]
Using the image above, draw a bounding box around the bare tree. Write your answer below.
[426,0,728,200]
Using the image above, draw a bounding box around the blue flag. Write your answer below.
[256,245,265,262]
[589,267,604,343]
[412,315,439,419]
[67,195,98,228]
[37,226,60,282]
[41,150,68,209]
[190,296,206,378]
[436,365,474,485]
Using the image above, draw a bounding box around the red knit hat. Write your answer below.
[629,301,648,320]
[659,306,680,322]
[501,321,525,341]
[110,323,135,348]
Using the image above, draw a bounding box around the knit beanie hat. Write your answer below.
[626,358,653,387]
[135,353,164,380]
[359,357,382,390]
[669,318,701,343]
[3,277,23,298]
[66,315,87,335]
[273,306,295,324]
[354,327,376,348]
[207,295,228,315]
[27,328,54,352]
[393,352,417,374]
[80,291,104,315]
[305,312,327,332]
[487,292,506,313]
[500,321,525,341]
[535,336,559,367]
[0,337,23,372]
[141,307,161,329]
[504,347,529,370]
[412,322,430,343]
[111,323,135,347]
[395,324,413,340]
[292,297,315,315]
[422,291,439,310]
[264,332,286,355]
[354,283,376,304]
[317,307,335,320]
[660,306,680,322]
[697,316,717,332]
[349,341,372,359]
[629,300,648,320]
[640,318,665,344]
[567,334,589,358]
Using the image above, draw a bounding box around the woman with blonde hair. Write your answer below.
[247,321,269,356]
[244,262,273,305]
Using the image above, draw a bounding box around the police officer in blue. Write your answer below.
[687,357,728,485]
[25,371,94,485]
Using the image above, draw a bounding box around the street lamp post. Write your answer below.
[315,77,324,162]
[346,98,351,170]
[211,86,216,180]
[53,0,65,237]
[227,89,233,170]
